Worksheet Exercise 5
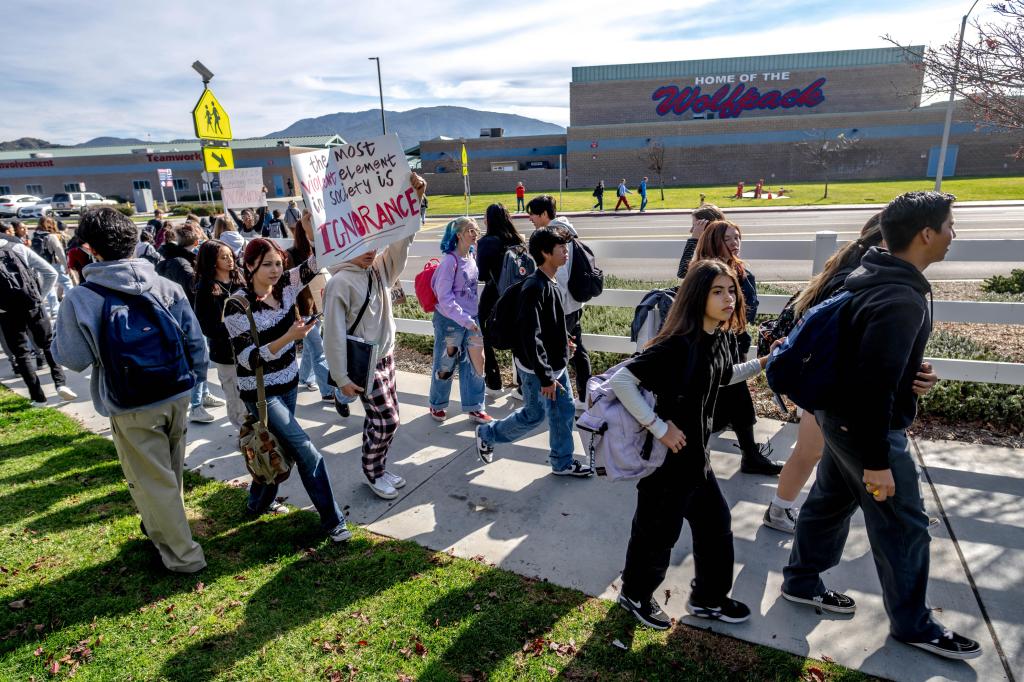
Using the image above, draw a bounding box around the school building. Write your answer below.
[419,46,1024,195]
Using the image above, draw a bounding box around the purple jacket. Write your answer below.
[433,251,479,328]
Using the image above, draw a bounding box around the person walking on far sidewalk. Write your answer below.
[592,181,605,211]
[515,182,526,213]
[639,176,649,212]
[475,227,592,477]
[782,191,982,661]
[614,179,632,210]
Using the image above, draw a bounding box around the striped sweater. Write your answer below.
[223,255,318,403]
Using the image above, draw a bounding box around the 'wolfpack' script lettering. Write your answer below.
[651,78,827,119]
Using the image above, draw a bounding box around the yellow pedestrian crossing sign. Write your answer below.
[192,89,232,141]
[203,146,234,172]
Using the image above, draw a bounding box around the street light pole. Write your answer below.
[368,57,386,135]
[934,0,979,191]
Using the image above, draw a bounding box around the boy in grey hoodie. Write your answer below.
[51,208,207,574]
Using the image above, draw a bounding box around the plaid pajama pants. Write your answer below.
[358,354,400,482]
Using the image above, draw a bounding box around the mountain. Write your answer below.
[0,136,149,150]
[0,137,62,151]
[76,136,149,147]
[265,106,565,149]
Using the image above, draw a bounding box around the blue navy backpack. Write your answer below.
[81,282,195,409]
[765,290,854,412]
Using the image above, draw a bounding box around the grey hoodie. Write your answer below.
[546,216,583,315]
[50,258,208,417]
[0,233,57,313]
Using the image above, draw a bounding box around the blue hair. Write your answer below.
[439,219,460,254]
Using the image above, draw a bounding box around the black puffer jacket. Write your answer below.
[154,243,197,306]
[194,277,244,365]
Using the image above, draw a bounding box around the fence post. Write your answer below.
[812,231,839,275]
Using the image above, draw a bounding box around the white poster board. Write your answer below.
[220,167,267,210]
[290,133,419,271]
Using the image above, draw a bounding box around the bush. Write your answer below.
[170,203,215,217]
[981,268,1024,295]
[114,203,135,217]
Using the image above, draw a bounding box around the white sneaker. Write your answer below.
[574,398,587,412]
[485,386,505,398]
[56,385,78,401]
[202,394,226,408]
[302,382,319,392]
[365,477,399,500]
[189,406,216,423]
[381,470,406,489]
[763,502,799,533]
[509,386,523,402]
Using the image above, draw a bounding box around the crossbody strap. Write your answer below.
[348,270,373,335]
[229,292,270,427]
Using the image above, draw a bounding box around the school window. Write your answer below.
[63,183,80,192]
[132,180,151,190]
[26,184,44,195]
[173,178,189,191]
[0,185,11,195]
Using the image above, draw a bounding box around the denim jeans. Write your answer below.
[189,338,211,409]
[783,414,941,642]
[478,368,575,471]
[429,312,484,412]
[639,195,648,211]
[244,387,344,531]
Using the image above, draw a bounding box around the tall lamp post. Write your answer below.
[934,0,980,191]
[366,57,385,135]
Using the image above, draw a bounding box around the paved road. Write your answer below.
[414,206,1024,281]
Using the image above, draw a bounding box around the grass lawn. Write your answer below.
[0,388,867,681]
[424,175,1024,215]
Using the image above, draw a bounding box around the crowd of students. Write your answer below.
[0,182,980,661]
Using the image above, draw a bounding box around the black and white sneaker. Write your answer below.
[781,588,856,614]
[902,628,982,660]
[475,425,494,464]
[329,523,353,543]
[686,597,751,623]
[551,460,593,477]
[618,593,671,630]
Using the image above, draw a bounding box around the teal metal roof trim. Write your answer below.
[572,46,925,83]
[0,135,345,161]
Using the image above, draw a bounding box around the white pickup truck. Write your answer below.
[51,191,117,216]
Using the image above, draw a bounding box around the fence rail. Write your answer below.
[397,233,1024,386]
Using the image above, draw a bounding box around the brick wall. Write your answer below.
[422,168,562,196]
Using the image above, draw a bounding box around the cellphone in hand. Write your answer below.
[306,312,324,324]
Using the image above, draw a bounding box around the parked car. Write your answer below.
[51,192,117,215]
[20,197,54,219]
[0,194,41,217]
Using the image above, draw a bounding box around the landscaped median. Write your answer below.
[0,388,866,681]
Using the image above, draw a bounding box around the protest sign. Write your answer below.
[220,167,267,210]
[290,133,420,270]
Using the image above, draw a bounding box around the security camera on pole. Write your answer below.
[191,60,234,210]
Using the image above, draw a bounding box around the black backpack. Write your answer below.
[0,248,44,313]
[495,244,535,295]
[31,231,58,266]
[567,238,603,302]
[484,278,528,351]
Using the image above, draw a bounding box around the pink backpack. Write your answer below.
[576,360,668,481]
[414,258,441,312]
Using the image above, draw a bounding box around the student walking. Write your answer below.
[52,208,206,572]
[322,173,428,501]
[614,179,632,211]
[592,181,605,211]
[193,239,248,432]
[679,219,783,475]
[612,259,779,629]
[223,233,352,543]
[0,222,75,403]
[782,191,981,661]
[474,227,592,477]
[638,176,649,212]
[476,203,527,394]
[31,216,72,317]
[428,217,491,424]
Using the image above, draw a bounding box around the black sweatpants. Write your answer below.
[0,306,66,402]
[564,309,591,398]
[621,462,735,605]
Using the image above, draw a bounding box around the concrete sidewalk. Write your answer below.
[4,365,1019,682]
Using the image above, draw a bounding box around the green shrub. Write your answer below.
[981,268,1024,295]
[114,203,135,217]
[170,203,215,217]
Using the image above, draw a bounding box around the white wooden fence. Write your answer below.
[396,233,1024,386]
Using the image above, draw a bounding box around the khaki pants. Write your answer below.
[214,362,248,431]
[109,395,206,573]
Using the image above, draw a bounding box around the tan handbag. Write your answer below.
[231,294,293,485]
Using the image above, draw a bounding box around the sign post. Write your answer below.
[191,86,234,179]
[156,168,172,211]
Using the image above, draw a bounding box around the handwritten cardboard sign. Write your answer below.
[220,167,267,210]
[290,133,420,270]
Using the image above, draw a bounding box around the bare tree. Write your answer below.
[885,1,1024,157]
[638,140,667,200]
[798,131,861,199]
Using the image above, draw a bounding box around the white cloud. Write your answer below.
[0,0,1002,144]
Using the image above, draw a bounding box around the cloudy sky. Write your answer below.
[1,0,997,144]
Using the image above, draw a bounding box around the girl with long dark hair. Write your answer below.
[475,203,525,393]
[680,219,783,475]
[610,259,781,629]
[223,219,351,543]
[193,239,248,431]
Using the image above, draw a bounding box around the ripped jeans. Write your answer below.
[428,311,485,412]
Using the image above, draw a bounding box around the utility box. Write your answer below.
[133,188,155,214]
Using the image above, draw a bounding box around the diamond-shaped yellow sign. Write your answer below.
[203,146,234,172]
[192,89,232,141]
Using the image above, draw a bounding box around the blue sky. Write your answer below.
[0,0,993,144]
